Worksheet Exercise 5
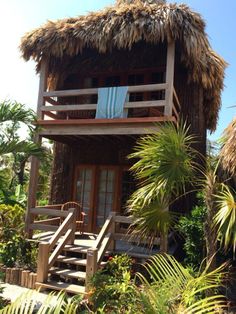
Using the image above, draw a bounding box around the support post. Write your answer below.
[37,242,50,283]
[85,248,98,292]
[67,208,77,245]
[109,212,116,251]
[165,41,175,116]
[25,58,48,238]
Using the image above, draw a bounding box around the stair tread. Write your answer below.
[63,245,89,253]
[36,281,85,294]
[56,255,107,267]
[50,267,86,279]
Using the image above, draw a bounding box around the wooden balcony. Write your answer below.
[37,83,181,136]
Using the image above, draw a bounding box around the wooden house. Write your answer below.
[20,0,226,293]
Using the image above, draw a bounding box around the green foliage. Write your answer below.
[214,184,236,254]
[138,254,226,313]
[0,100,51,206]
[0,204,37,269]
[0,291,79,313]
[129,122,198,203]
[178,194,207,268]
[128,122,198,246]
[89,254,140,313]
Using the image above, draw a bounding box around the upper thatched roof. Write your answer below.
[20,0,226,131]
[220,118,236,175]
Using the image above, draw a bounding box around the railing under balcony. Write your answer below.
[39,83,181,123]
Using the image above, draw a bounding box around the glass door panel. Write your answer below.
[96,169,115,228]
[76,168,93,226]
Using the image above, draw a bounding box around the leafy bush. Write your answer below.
[89,254,141,313]
[177,194,206,268]
[0,204,37,269]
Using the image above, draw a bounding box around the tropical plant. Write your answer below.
[0,290,80,313]
[138,254,226,313]
[89,254,140,313]
[0,100,49,206]
[178,193,207,268]
[214,184,236,256]
[0,204,37,269]
[128,122,199,245]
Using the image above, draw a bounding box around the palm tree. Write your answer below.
[0,100,47,205]
[138,253,226,313]
[128,122,199,247]
[0,100,43,157]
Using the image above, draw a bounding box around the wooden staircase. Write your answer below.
[30,208,171,294]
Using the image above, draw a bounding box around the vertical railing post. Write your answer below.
[85,248,98,292]
[109,212,116,251]
[37,242,50,283]
[165,41,175,116]
[67,208,76,245]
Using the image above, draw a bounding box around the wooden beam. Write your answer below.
[25,135,42,238]
[41,100,166,113]
[165,42,175,116]
[43,83,167,98]
[37,59,49,119]
[38,116,174,125]
[44,111,58,120]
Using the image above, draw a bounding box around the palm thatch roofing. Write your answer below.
[20,0,226,131]
[220,118,236,175]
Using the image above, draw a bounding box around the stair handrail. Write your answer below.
[85,212,115,291]
[37,208,77,283]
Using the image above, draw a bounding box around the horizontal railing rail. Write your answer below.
[38,83,182,123]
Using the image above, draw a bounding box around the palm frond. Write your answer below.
[214,184,236,253]
[0,290,78,314]
[0,100,36,126]
[137,254,226,314]
[129,121,199,200]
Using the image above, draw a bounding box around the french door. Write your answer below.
[74,165,119,232]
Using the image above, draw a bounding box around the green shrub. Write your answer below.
[0,204,38,269]
[89,254,141,313]
[177,194,206,268]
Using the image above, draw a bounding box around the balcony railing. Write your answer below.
[39,83,181,123]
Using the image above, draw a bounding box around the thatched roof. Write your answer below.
[20,0,226,131]
[220,118,236,175]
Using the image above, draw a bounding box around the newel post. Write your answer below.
[109,211,116,251]
[37,242,50,283]
[85,248,98,292]
[68,208,77,245]
[165,41,175,116]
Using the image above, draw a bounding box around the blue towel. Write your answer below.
[96,86,128,119]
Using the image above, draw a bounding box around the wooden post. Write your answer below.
[67,208,77,245]
[25,60,48,238]
[85,248,98,292]
[5,268,11,283]
[37,242,50,283]
[109,212,116,251]
[165,41,175,116]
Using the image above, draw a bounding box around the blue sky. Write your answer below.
[0,0,235,141]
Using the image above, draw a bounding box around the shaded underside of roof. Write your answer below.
[220,118,236,175]
[20,0,227,131]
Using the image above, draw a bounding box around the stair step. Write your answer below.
[50,267,86,279]
[56,255,107,267]
[35,281,85,294]
[63,245,89,254]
